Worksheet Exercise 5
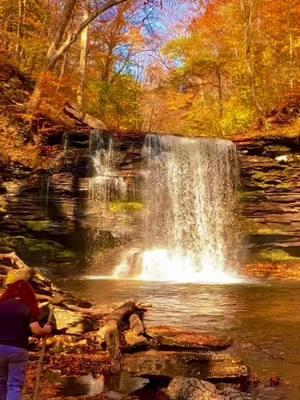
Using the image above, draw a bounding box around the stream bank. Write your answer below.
[0,253,251,400]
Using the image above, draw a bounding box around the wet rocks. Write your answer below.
[166,377,252,400]
[235,135,300,268]
[1,129,299,273]
[121,350,249,381]
[146,326,232,350]
[166,377,223,400]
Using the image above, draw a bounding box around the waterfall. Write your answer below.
[114,135,241,283]
[88,131,128,202]
[62,133,69,155]
[40,173,51,207]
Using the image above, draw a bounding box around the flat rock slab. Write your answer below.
[121,350,249,381]
[146,326,233,350]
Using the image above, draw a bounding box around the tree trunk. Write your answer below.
[27,0,128,112]
[27,78,44,112]
[77,8,89,110]
[15,0,23,65]
[98,300,139,359]
[240,0,268,130]
[57,50,69,91]
[287,4,294,90]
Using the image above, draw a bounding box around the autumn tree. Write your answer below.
[0,0,50,72]
[158,0,300,136]
[26,0,169,112]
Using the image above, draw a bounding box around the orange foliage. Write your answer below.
[33,71,75,126]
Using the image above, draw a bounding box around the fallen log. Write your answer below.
[121,350,250,381]
[129,313,145,335]
[123,313,148,351]
[98,300,140,359]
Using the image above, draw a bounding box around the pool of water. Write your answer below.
[56,278,300,399]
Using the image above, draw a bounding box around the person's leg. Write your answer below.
[0,346,9,400]
[7,346,28,400]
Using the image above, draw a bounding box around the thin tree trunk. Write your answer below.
[56,50,69,93]
[16,0,22,65]
[148,98,156,132]
[240,0,268,130]
[216,67,224,137]
[77,8,89,110]
[28,0,128,112]
[287,4,294,90]
[216,67,223,120]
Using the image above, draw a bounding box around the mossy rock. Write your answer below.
[0,234,24,248]
[251,170,282,183]
[109,201,144,213]
[238,191,260,202]
[0,233,76,263]
[23,220,50,232]
[276,182,292,190]
[251,171,267,181]
[256,249,300,263]
[264,145,290,154]
[56,249,77,261]
[254,228,288,235]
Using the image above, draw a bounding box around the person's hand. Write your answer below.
[43,323,52,335]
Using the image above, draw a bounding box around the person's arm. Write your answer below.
[30,322,52,337]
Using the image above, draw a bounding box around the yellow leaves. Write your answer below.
[168,92,194,111]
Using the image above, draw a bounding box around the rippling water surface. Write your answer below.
[57,278,300,399]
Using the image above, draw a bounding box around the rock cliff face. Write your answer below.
[0,131,146,273]
[235,135,300,264]
[0,130,299,275]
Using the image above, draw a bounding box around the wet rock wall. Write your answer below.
[0,131,299,270]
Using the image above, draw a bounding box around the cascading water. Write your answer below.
[88,131,128,202]
[40,173,51,207]
[114,135,241,283]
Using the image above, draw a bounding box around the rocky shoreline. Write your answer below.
[0,252,253,400]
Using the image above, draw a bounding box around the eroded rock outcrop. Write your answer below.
[234,135,300,268]
[0,130,299,274]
